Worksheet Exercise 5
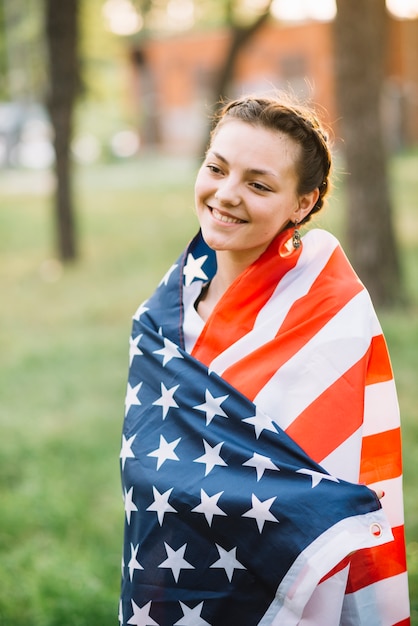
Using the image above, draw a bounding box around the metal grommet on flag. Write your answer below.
[370,522,383,538]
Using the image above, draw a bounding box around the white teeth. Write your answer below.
[212,208,243,224]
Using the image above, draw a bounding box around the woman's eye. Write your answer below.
[206,164,223,175]
[251,182,270,192]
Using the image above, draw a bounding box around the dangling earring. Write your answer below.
[292,220,301,249]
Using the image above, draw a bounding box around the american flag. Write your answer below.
[119,228,405,625]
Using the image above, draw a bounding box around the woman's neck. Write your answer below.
[196,252,250,322]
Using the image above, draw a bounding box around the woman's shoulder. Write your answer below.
[303,227,340,249]
[301,229,378,323]
[302,228,364,290]
[301,228,346,268]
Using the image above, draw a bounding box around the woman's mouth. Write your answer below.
[211,207,246,224]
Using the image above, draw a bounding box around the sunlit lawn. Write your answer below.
[0,151,417,625]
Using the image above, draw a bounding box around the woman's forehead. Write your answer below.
[209,120,301,172]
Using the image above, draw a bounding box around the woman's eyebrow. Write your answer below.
[209,151,277,178]
[209,150,228,164]
[246,167,278,178]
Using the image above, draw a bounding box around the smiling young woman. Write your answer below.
[119,94,410,626]
[194,120,319,319]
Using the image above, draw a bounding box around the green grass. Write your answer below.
[0,151,417,624]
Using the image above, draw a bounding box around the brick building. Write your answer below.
[128,17,418,154]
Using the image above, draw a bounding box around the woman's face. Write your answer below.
[194,120,315,267]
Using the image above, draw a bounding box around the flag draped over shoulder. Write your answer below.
[120,228,409,626]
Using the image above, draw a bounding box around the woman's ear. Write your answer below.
[295,188,320,223]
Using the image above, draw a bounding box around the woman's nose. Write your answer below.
[215,177,241,206]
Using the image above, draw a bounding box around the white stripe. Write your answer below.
[341,572,410,626]
[182,281,205,352]
[254,290,374,431]
[258,509,393,626]
[209,230,338,375]
[320,428,363,481]
[299,565,350,626]
[369,475,405,529]
[321,440,405,528]
[370,309,383,336]
[363,380,400,436]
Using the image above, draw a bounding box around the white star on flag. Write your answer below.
[242,408,277,439]
[125,382,143,416]
[193,389,228,426]
[159,263,178,286]
[129,334,143,365]
[210,544,246,582]
[120,434,136,469]
[153,336,183,367]
[127,600,158,626]
[297,468,340,488]
[174,601,211,626]
[242,494,279,533]
[191,489,226,526]
[158,542,195,582]
[193,439,227,476]
[183,253,208,286]
[124,486,138,524]
[128,543,143,581]
[242,452,280,481]
[132,302,149,322]
[148,435,181,470]
[146,486,177,525]
[153,383,180,419]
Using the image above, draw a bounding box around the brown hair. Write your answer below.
[211,95,332,224]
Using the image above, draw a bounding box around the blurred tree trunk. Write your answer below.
[45,0,79,261]
[201,0,273,151]
[213,0,273,103]
[334,0,403,307]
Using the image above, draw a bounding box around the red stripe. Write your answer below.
[366,333,393,385]
[192,229,301,366]
[359,428,403,484]
[222,245,364,400]
[346,525,407,592]
[285,357,367,462]
[392,620,411,626]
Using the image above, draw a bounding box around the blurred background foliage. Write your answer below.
[0,0,417,623]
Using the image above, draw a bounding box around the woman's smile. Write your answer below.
[210,206,247,225]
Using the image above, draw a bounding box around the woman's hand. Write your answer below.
[373,488,385,500]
